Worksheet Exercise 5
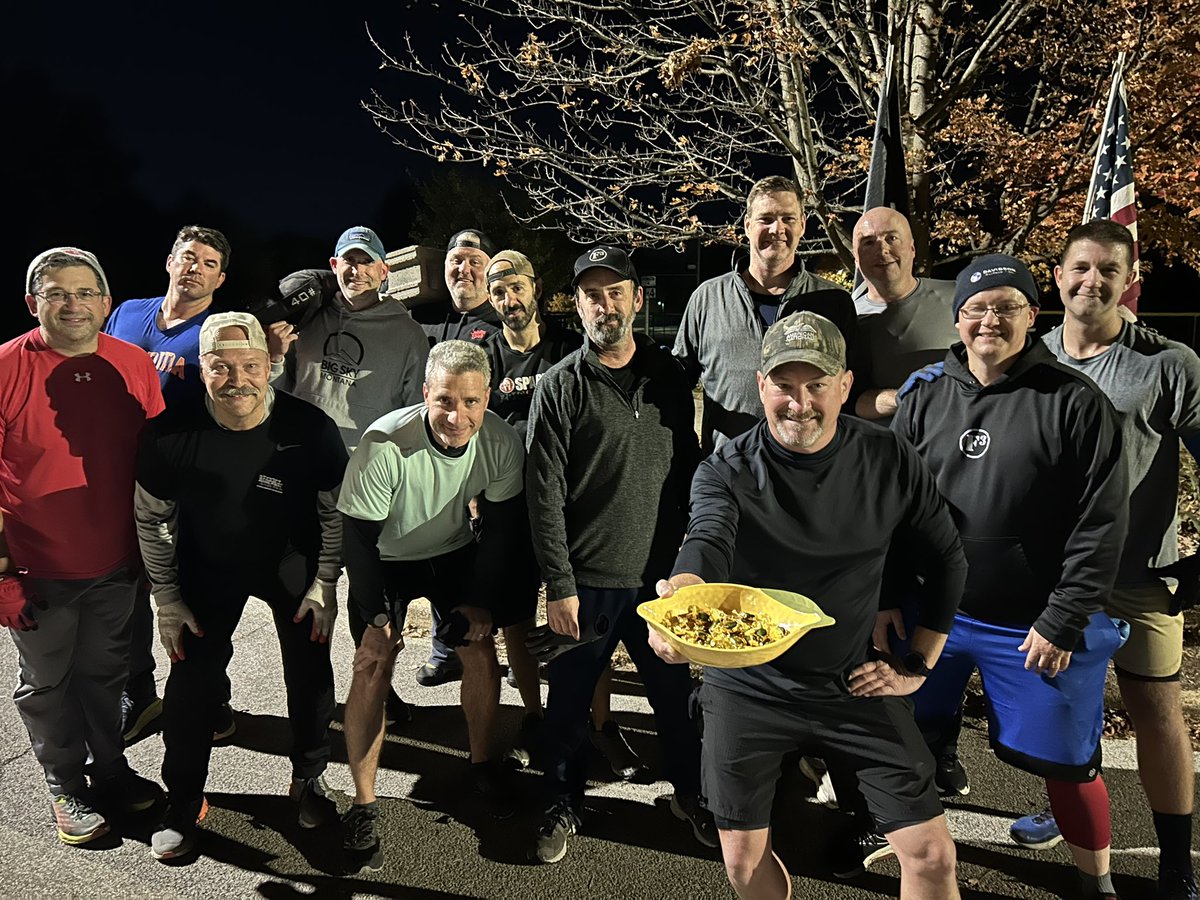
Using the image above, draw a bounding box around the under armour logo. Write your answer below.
[74,372,92,382]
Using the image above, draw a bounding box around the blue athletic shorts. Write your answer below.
[912,612,1128,781]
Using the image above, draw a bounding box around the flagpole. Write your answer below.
[853,42,897,293]
[1084,51,1126,221]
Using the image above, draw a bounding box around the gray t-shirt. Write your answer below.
[1043,322,1200,584]
[857,279,958,423]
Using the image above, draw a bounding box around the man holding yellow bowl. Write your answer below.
[649,310,968,900]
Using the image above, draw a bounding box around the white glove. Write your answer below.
[294,578,338,643]
[156,598,201,662]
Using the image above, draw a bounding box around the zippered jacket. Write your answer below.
[527,333,700,601]
[672,260,853,452]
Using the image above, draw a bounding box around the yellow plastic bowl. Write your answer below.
[637,582,835,669]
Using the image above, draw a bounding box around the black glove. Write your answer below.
[434,609,498,648]
[525,615,611,663]
[246,269,336,331]
[1150,553,1200,615]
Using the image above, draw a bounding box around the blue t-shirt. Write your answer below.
[105,297,211,407]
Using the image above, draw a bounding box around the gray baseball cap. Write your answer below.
[760,311,846,376]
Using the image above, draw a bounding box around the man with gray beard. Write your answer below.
[134,313,348,861]
[524,246,714,863]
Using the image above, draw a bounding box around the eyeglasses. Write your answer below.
[34,289,105,303]
[959,302,1029,320]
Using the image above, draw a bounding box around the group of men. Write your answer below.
[1,172,1195,900]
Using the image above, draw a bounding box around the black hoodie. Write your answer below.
[892,338,1128,650]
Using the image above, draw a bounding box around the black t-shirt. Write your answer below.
[410,300,501,346]
[748,289,782,328]
[485,321,582,443]
[136,391,349,578]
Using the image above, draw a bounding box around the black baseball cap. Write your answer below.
[571,245,640,289]
[446,229,497,257]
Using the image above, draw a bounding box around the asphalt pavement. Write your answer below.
[0,590,1196,900]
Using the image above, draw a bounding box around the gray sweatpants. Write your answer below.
[9,566,137,796]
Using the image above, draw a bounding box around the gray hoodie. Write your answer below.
[272,297,429,450]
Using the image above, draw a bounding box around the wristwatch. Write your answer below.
[902,650,932,678]
[370,612,391,628]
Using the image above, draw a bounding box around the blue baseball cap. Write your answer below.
[334,226,386,262]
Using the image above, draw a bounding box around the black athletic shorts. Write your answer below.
[471,493,540,629]
[351,542,535,641]
[699,682,943,834]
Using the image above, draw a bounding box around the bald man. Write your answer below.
[852,208,958,424]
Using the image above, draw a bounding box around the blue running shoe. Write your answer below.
[1010,809,1062,850]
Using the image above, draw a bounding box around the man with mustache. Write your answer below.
[525,246,713,863]
[268,226,428,726]
[648,310,968,900]
[134,313,348,861]
[674,176,856,453]
[104,224,232,745]
[1,248,165,846]
[890,255,1129,899]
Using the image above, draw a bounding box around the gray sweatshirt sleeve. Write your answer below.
[317,487,343,584]
[133,482,183,607]
[671,292,703,389]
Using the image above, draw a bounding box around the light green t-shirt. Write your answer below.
[337,403,524,561]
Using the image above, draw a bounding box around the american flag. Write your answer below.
[1084,55,1140,311]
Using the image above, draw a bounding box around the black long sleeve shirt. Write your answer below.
[673,416,966,702]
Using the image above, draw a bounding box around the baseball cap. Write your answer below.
[953,254,1039,320]
[760,311,846,377]
[485,250,537,284]
[571,245,639,289]
[446,229,497,257]
[200,312,270,356]
[334,226,386,262]
[26,247,110,295]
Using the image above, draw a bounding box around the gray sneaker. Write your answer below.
[534,800,581,864]
[150,796,208,861]
[51,794,109,845]
[342,802,384,874]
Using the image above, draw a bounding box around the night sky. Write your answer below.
[8,5,1195,344]
[5,2,447,335]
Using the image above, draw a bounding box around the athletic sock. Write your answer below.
[1152,809,1194,873]
[1077,870,1116,896]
